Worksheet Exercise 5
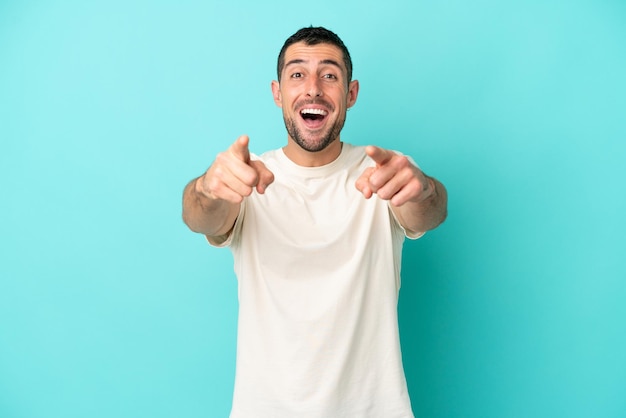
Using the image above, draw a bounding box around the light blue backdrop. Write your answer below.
[1,1,624,417]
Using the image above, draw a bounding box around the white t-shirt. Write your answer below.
[213,143,421,418]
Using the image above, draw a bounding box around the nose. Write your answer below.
[306,78,323,97]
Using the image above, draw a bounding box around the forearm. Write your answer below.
[391,176,448,235]
[182,177,240,237]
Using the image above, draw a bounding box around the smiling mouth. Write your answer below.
[300,108,328,122]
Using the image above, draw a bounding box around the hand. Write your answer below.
[355,146,434,207]
[197,135,275,203]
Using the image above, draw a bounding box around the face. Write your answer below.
[272,42,359,155]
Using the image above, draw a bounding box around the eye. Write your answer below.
[291,72,303,79]
[322,73,337,80]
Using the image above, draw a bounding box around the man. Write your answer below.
[183,26,447,418]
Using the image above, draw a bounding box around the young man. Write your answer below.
[183,26,447,418]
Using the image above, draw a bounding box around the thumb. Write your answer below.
[250,160,275,194]
[229,135,251,163]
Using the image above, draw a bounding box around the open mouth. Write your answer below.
[300,108,328,128]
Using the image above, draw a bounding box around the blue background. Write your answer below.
[1,1,625,417]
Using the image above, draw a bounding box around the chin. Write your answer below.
[286,115,343,153]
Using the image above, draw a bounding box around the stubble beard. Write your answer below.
[283,112,346,153]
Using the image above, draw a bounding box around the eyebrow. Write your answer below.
[285,58,343,70]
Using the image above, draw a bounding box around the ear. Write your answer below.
[271,80,282,108]
[347,80,359,109]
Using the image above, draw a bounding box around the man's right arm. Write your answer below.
[182,135,274,239]
[182,177,241,238]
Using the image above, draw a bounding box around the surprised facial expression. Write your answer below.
[272,42,359,153]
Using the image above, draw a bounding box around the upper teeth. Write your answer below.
[301,108,327,115]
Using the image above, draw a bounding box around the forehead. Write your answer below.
[283,42,346,70]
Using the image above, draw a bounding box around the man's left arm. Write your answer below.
[355,146,448,235]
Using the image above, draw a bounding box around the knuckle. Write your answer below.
[211,165,225,179]
[369,172,384,189]
[243,170,259,187]
[214,152,229,166]
[377,189,392,200]
[240,188,252,198]
[211,180,229,196]
[398,155,411,165]
[393,156,410,170]
[405,180,422,200]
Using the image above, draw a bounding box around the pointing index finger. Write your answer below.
[365,145,393,167]
[229,135,251,163]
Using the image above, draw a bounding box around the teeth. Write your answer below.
[301,108,328,116]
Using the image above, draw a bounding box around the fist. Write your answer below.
[197,135,275,203]
[355,145,433,207]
